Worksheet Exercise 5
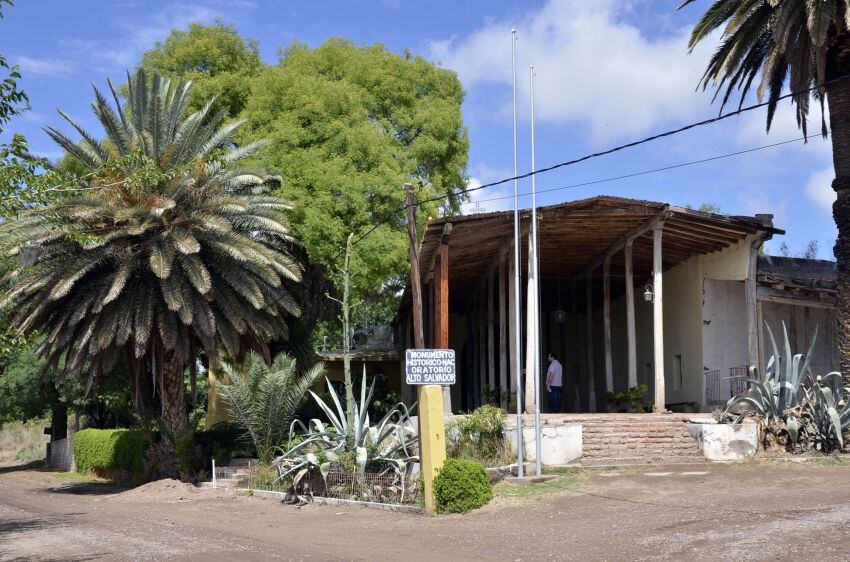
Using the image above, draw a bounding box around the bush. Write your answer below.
[72,428,148,474]
[433,458,492,514]
[446,405,510,467]
[174,422,257,477]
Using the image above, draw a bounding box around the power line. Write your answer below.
[463,134,819,208]
[339,73,848,259]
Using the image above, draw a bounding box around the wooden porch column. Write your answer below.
[603,256,613,393]
[435,239,451,413]
[499,253,508,409]
[524,231,537,415]
[571,280,581,412]
[471,293,479,408]
[652,225,665,413]
[586,273,597,413]
[508,246,518,397]
[745,237,760,370]
[478,285,487,406]
[487,270,496,394]
[625,241,637,390]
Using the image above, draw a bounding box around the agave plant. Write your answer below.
[725,321,850,452]
[273,366,418,491]
[799,373,850,452]
[218,352,325,464]
[725,322,815,427]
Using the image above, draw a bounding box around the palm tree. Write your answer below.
[680,0,850,378]
[0,70,303,465]
[218,352,325,464]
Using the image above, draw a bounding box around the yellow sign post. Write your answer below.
[418,385,446,515]
[407,348,455,515]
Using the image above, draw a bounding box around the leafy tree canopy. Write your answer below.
[242,39,469,304]
[0,0,53,217]
[137,28,470,321]
[138,20,263,118]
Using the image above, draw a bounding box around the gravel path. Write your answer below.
[2,461,850,561]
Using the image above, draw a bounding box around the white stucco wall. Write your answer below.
[701,239,750,281]
[702,278,749,379]
[660,256,705,407]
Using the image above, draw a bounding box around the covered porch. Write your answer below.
[397,196,778,414]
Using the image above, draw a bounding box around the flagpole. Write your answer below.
[511,27,524,479]
[530,64,542,476]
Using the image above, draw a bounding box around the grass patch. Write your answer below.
[0,419,47,464]
[494,468,584,501]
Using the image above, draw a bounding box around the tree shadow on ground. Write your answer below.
[0,516,59,537]
[0,459,45,475]
[0,547,104,562]
[42,482,127,496]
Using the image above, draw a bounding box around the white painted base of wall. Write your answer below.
[503,424,583,466]
[687,422,758,461]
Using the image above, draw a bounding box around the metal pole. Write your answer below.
[511,27,524,479]
[530,65,542,476]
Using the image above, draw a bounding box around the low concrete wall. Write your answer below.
[504,424,582,466]
[686,422,758,461]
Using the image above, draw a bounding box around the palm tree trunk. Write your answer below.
[160,350,188,435]
[826,41,850,382]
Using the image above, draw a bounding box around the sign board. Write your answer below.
[405,349,456,385]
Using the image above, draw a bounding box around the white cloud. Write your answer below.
[429,0,718,143]
[805,167,836,214]
[20,111,46,123]
[12,55,74,77]
[738,188,788,230]
[98,4,226,68]
[461,176,514,214]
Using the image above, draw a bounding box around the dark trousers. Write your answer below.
[548,386,563,413]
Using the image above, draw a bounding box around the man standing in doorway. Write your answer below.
[546,352,563,413]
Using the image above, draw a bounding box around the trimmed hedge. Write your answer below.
[72,428,148,474]
[433,458,492,514]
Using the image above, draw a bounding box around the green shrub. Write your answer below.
[433,458,492,514]
[72,428,148,474]
[446,405,510,467]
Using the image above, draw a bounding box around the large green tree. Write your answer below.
[243,39,468,307]
[138,21,263,119]
[680,0,850,378]
[0,70,303,474]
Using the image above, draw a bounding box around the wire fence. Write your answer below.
[320,470,421,505]
[213,462,421,505]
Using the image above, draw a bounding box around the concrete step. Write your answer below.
[581,455,707,467]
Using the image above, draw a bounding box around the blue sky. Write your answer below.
[0,0,837,256]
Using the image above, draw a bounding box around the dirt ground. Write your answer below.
[2,460,850,561]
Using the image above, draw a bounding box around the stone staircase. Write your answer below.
[578,413,705,467]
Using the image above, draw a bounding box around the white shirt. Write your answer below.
[547,359,563,387]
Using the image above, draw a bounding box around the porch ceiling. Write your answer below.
[402,196,781,313]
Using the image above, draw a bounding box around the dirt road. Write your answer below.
[2,461,850,561]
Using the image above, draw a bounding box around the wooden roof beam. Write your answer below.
[573,207,673,281]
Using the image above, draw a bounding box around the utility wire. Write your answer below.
[338,73,848,259]
[463,133,820,208]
